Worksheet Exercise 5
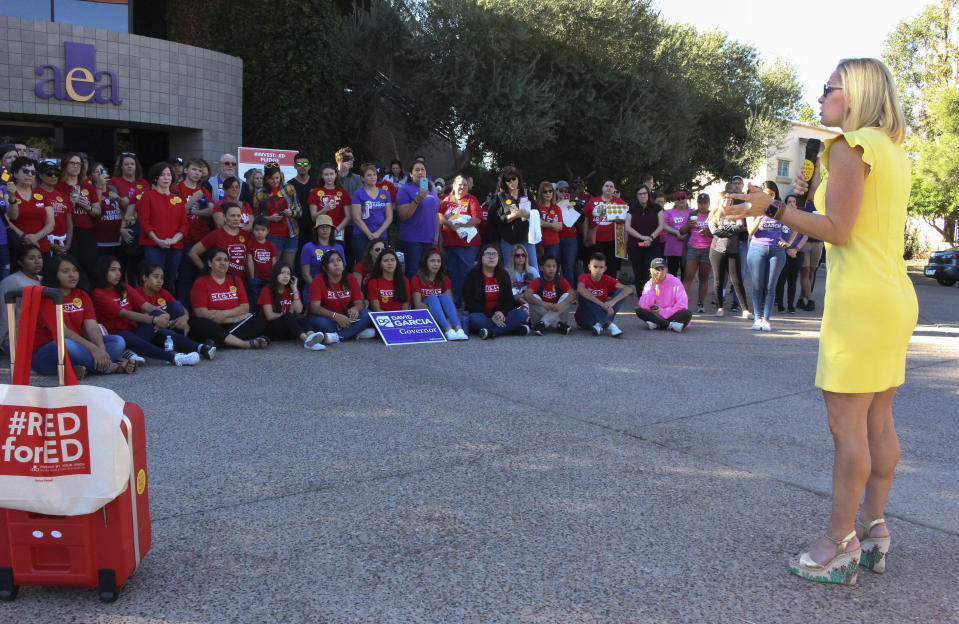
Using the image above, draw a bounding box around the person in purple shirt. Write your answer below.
[395,159,439,279]
[746,181,787,331]
[775,194,809,314]
[349,163,393,264]
[300,214,346,288]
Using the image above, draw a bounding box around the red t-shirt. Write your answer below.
[308,187,351,228]
[134,286,176,312]
[483,275,500,313]
[584,197,625,243]
[55,180,97,229]
[92,286,147,334]
[527,276,572,304]
[200,228,249,277]
[172,181,213,243]
[309,274,361,315]
[108,177,148,207]
[93,189,124,245]
[538,204,563,246]
[439,194,482,247]
[10,190,51,252]
[41,187,70,238]
[410,275,451,298]
[213,200,254,229]
[138,189,189,248]
[379,180,397,203]
[190,274,248,312]
[257,285,295,314]
[352,261,371,289]
[35,288,94,349]
[260,188,292,237]
[366,276,411,311]
[578,273,619,302]
[247,238,278,280]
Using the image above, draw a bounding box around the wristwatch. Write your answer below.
[765,200,784,220]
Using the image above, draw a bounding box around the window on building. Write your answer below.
[777,159,790,179]
[1,0,128,33]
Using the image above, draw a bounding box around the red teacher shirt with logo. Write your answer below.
[92,286,147,334]
[410,276,450,298]
[108,177,148,208]
[190,275,248,313]
[172,180,212,243]
[439,194,482,247]
[483,275,500,313]
[34,288,94,349]
[309,274,361,316]
[41,187,70,238]
[199,228,248,278]
[527,276,572,303]
[308,187,351,228]
[55,180,97,229]
[257,285,295,314]
[247,237,278,280]
[539,204,563,246]
[366,276,411,311]
[93,189,124,245]
[11,190,51,252]
[584,197,625,243]
[133,286,176,312]
[213,200,254,229]
[578,273,619,302]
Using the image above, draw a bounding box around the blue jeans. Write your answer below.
[143,246,183,293]
[424,293,460,330]
[747,244,786,320]
[175,243,197,304]
[500,240,538,272]
[352,233,387,269]
[576,291,625,328]
[308,308,372,340]
[400,241,435,280]
[558,236,579,283]
[32,335,126,375]
[468,308,527,337]
[541,243,559,265]
[444,246,478,307]
[248,277,268,315]
[133,315,201,353]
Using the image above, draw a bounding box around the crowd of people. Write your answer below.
[0,142,824,377]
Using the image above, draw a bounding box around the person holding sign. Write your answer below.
[308,249,376,341]
[350,163,393,265]
[462,244,529,340]
[411,249,467,341]
[366,248,411,312]
[523,255,575,335]
[583,179,626,277]
[486,166,538,272]
[726,58,916,585]
[254,162,301,267]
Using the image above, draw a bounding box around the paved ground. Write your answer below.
[2,266,958,624]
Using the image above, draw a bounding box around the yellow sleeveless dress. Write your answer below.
[813,127,918,393]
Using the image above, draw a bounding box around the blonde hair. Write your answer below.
[836,58,906,145]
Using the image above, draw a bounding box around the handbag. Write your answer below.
[0,286,131,516]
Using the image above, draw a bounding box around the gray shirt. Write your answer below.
[0,272,42,348]
[708,216,746,254]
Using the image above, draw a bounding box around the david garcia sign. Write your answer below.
[370,310,447,345]
[35,41,121,105]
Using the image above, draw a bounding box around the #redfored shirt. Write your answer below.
[410,275,450,298]
[366,276,411,311]
[41,187,70,238]
[309,274,361,315]
[247,238,278,281]
[483,275,500,313]
[34,288,94,349]
[93,190,124,245]
[257,285,294,314]
[55,180,97,229]
[92,286,147,334]
[439,194,483,247]
[308,187,351,228]
[108,177,148,207]
[539,204,563,246]
[578,273,619,302]
[527,276,572,303]
[190,274,248,312]
[10,190,50,252]
[584,197,626,243]
[134,286,176,312]
[172,181,212,243]
[200,228,248,277]
[213,200,254,229]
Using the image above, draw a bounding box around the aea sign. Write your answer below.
[35,42,121,105]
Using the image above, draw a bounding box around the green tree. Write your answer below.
[797,103,822,127]
[913,88,959,242]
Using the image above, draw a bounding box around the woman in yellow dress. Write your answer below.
[729,58,917,585]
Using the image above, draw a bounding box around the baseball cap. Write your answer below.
[731,175,744,182]
[697,193,710,202]
[555,180,570,190]
[169,154,183,164]
[650,257,667,269]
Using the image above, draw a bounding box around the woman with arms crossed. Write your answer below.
[730,58,916,585]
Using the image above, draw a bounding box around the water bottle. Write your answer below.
[164,335,174,352]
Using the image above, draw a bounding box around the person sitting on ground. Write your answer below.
[300,214,345,287]
[410,248,467,341]
[308,249,376,341]
[91,256,205,365]
[366,248,411,312]
[258,262,327,350]
[462,244,529,339]
[134,262,191,336]
[523,254,576,335]
[0,244,43,352]
[575,252,634,337]
[351,238,385,291]
[189,202,249,281]
[33,253,136,376]
[635,257,693,333]
[189,247,269,349]
[505,242,539,298]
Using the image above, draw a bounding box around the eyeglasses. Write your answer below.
[482,251,499,258]
[221,161,237,166]
[42,170,60,177]
[514,253,527,258]
[66,160,81,166]
[822,83,843,98]
[505,176,518,182]
[20,169,37,176]
[541,189,553,194]
[294,161,309,167]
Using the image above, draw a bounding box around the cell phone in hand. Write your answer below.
[419,178,429,192]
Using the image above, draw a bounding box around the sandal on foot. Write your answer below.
[789,531,860,585]
[856,518,890,573]
[248,336,269,349]
[110,358,138,374]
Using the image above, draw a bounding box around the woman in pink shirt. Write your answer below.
[661,191,690,277]
[681,193,714,314]
[635,257,692,332]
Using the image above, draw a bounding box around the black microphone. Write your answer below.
[797,139,821,207]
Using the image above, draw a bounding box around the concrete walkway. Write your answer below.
[3,268,958,623]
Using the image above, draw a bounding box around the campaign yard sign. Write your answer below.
[370,310,446,345]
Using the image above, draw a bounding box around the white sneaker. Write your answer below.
[324,332,341,344]
[122,349,146,365]
[761,319,772,332]
[455,328,469,341]
[742,310,754,320]
[752,320,763,331]
[173,352,200,366]
[591,322,603,336]
[608,322,623,338]
[715,308,725,317]
[357,328,377,340]
[304,331,326,349]
[445,328,458,341]
[646,320,658,330]
[668,321,684,333]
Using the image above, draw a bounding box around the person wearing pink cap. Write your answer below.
[635,257,692,332]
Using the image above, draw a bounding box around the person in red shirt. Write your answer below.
[537,181,563,261]
[461,244,528,339]
[138,162,189,292]
[36,160,72,254]
[583,179,628,277]
[189,247,268,349]
[188,203,249,286]
[523,255,576,335]
[253,162,301,266]
[351,238,385,292]
[5,157,54,254]
[308,163,352,238]
[212,176,254,232]
[31,254,135,377]
[575,252,634,337]
[135,262,191,336]
[91,256,204,365]
[258,262,328,350]
[307,249,375,341]
[109,153,149,212]
[376,163,397,202]
[411,248,466,340]
[366,248,411,312]
[58,153,100,273]
[247,217,278,307]
[555,180,581,283]
[438,174,483,308]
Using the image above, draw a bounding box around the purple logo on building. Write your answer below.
[35,41,121,105]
